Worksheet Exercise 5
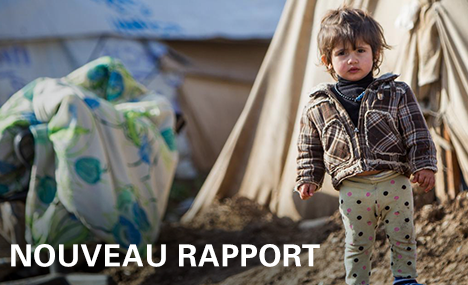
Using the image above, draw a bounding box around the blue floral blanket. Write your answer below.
[0,57,178,255]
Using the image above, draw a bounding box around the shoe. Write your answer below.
[393,277,423,285]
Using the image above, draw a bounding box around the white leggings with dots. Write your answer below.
[339,172,417,285]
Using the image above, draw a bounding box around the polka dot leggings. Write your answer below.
[339,173,417,285]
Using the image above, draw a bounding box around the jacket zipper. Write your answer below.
[325,87,363,162]
[325,75,397,133]
[324,78,389,167]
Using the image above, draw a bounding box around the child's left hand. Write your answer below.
[411,169,435,193]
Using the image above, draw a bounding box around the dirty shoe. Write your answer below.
[393,277,424,285]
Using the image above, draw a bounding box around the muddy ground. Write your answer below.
[102,191,468,285]
[2,191,468,284]
[102,197,339,285]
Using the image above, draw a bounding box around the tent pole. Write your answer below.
[443,123,461,200]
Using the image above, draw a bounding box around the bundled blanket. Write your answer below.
[0,57,178,255]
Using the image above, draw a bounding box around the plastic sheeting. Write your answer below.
[0,38,181,106]
[0,0,285,40]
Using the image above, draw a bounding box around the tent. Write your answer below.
[167,40,272,172]
[0,0,287,175]
[183,0,468,222]
[0,0,287,256]
[0,0,285,41]
[393,0,468,202]
[0,5,297,281]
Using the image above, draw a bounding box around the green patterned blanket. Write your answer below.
[0,57,178,256]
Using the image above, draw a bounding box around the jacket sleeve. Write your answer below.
[296,105,325,191]
[398,83,438,174]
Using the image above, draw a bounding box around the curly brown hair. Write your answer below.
[317,7,390,79]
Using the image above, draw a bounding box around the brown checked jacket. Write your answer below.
[296,73,437,190]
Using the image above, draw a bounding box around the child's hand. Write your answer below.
[298,183,317,200]
[411,169,435,193]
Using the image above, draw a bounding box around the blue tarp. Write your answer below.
[0,0,286,40]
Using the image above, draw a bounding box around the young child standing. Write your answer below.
[295,7,437,285]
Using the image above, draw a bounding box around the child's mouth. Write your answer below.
[349,67,360,73]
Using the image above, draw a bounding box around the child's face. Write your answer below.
[326,40,374,81]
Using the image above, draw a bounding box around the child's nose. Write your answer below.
[348,56,358,64]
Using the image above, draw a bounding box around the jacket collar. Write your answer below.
[309,73,400,97]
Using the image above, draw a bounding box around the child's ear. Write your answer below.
[321,55,330,67]
[374,51,380,65]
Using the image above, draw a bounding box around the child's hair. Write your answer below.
[317,7,390,79]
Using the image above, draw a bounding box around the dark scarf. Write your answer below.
[336,71,374,99]
[332,71,374,127]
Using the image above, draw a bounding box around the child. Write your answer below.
[295,7,437,285]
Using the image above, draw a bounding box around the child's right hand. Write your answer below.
[298,183,317,200]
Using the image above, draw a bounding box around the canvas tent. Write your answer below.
[183,0,468,222]
[166,40,272,172]
[393,0,468,202]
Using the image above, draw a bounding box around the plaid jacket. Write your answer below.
[296,73,437,190]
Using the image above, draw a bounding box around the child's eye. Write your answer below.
[358,49,366,53]
[336,51,345,56]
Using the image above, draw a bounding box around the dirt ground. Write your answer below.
[101,191,468,285]
[2,191,468,284]
[217,193,468,285]
[102,197,339,285]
